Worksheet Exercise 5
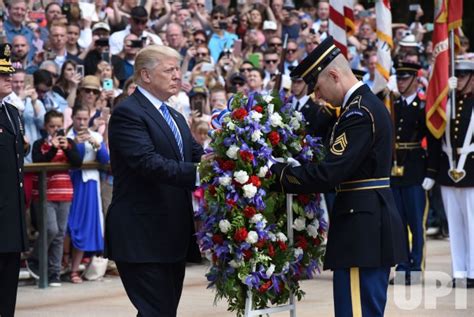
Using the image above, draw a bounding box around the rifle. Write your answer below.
[273,33,289,94]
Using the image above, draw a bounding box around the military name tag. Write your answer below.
[448,169,466,183]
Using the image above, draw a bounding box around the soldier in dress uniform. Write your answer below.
[427,59,474,288]
[0,43,28,317]
[270,36,407,317]
[389,62,438,285]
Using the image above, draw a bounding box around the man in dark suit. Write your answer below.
[0,43,28,317]
[106,45,205,316]
[271,36,407,317]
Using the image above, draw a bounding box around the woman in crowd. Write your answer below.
[66,105,109,284]
[53,60,82,109]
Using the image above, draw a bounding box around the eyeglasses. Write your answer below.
[239,67,252,72]
[83,88,100,95]
[133,18,148,25]
[265,59,278,64]
[196,3,205,7]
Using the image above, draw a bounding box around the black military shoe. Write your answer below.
[26,259,39,280]
[467,278,474,288]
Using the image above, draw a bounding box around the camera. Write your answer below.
[192,100,204,115]
[56,128,65,137]
[95,38,110,47]
[130,40,143,48]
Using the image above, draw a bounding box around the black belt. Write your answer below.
[335,178,390,193]
[395,142,422,150]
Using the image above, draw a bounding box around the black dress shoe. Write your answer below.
[467,278,474,288]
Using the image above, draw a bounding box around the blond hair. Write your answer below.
[133,45,182,84]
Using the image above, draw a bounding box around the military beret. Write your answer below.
[290,36,341,86]
[0,44,16,75]
[395,62,421,79]
[454,59,474,76]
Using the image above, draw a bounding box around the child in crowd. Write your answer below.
[26,110,82,287]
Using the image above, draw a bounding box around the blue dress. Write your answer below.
[68,130,109,252]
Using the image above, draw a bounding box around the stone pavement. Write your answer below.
[16,238,474,317]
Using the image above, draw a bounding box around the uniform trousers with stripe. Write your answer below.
[333,267,390,317]
[440,186,474,279]
[391,185,428,272]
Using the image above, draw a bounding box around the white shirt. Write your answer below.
[402,92,417,106]
[343,81,364,109]
[109,26,163,55]
[292,95,310,111]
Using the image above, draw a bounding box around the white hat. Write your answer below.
[399,33,418,47]
[92,22,111,33]
[263,20,278,31]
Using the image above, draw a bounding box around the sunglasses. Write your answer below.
[239,67,252,72]
[233,81,246,86]
[213,15,226,20]
[269,42,282,47]
[133,18,148,25]
[265,59,278,64]
[287,49,297,54]
[83,88,100,94]
[196,52,208,57]
[195,38,206,44]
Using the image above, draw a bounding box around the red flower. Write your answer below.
[221,160,236,171]
[234,227,248,243]
[243,206,257,218]
[296,194,310,205]
[278,241,288,251]
[212,253,218,264]
[268,243,275,257]
[253,105,263,113]
[259,280,272,293]
[193,187,204,199]
[313,237,322,246]
[255,239,266,249]
[239,150,254,162]
[226,199,236,207]
[248,175,261,187]
[243,249,252,260]
[208,185,216,195]
[295,235,308,250]
[232,108,248,121]
[212,234,224,244]
[268,131,281,146]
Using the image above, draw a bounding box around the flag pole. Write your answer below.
[449,30,456,120]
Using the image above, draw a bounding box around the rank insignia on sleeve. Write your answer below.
[286,175,301,185]
[330,132,347,156]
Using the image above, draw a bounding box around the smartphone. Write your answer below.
[182,71,192,84]
[56,128,65,137]
[181,0,188,9]
[192,100,203,115]
[194,75,206,87]
[233,39,242,56]
[95,38,110,47]
[76,65,84,77]
[130,39,143,48]
[103,78,114,91]
[101,107,110,119]
[201,62,214,72]
[101,51,110,63]
[24,74,34,88]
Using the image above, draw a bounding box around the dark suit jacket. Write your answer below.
[0,102,28,253]
[272,85,407,270]
[105,89,204,263]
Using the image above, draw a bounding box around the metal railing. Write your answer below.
[24,162,110,289]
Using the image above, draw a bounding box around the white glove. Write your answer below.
[448,76,458,90]
[271,157,301,167]
[422,177,435,191]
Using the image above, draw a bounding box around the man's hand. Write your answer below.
[422,177,435,191]
[58,136,69,150]
[51,136,61,149]
[201,152,215,162]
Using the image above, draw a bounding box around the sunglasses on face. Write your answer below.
[265,59,278,64]
[269,43,282,47]
[287,49,297,54]
[195,39,206,44]
[239,67,252,72]
[196,52,208,57]
[213,15,226,20]
[83,88,100,95]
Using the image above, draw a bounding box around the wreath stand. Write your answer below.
[244,194,296,317]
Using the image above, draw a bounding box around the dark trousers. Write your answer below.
[392,185,428,272]
[333,266,390,317]
[0,252,21,317]
[116,261,186,317]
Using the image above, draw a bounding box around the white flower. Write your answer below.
[294,247,304,258]
[307,224,319,238]
[226,145,239,159]
[291,141,302,152]
[242,184,258,199]
[250,110,263,122]
[229,260,242,268]
[267,103,274,114]
[282,262,290,273]
[276,232,288,242]
[265,264,276,278]
[250,213,264,224]
[234,170,249,184]
[227,121,235,130]
[245,230,259,244]
[270,112,283,127]
[218,175,232,186]
[263,95,273,103]
[257,166,269,178]
[293,217,306,231]
[251,129,263,142]
[289,117,301,130]
[294,111,303,121]
[205,251,213,262]
[305,148,313,157]
[219,219,231,233]
[268,232,276,241]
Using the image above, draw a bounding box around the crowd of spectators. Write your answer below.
[2,0,471,285]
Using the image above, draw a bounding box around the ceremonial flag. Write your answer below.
[426,0,449,139]
[447,0,463,51]
[329,0,348,56]
[344,0,356,37]
[372,0,393,96]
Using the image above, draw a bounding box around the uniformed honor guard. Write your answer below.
[270,36,407,316]
[389,62,438,285]
[428,59,474,288]
[0,43,28,316]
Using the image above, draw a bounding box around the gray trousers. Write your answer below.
[31,201,70,278]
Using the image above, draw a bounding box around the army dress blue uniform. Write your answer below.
[0,43,28,317]
[271,36,407,317]
[389,63,438,284]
